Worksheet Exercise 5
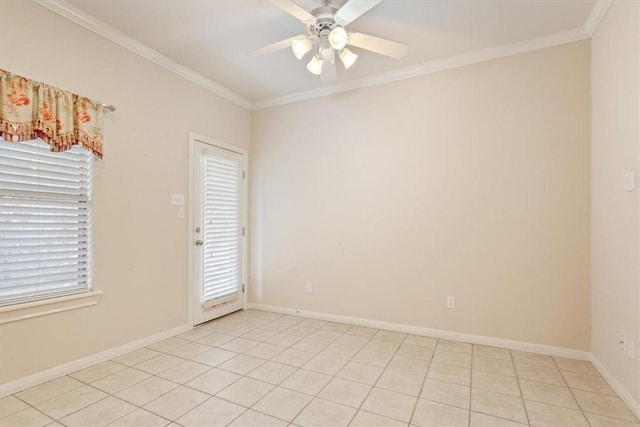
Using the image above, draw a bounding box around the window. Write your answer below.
[0,138,93,306]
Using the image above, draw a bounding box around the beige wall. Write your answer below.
[0,1,250,384]
[251,41,591,350]
[590,0,640,401]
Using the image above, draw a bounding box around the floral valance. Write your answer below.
[0,69,104,158]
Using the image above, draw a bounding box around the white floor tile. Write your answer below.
[116,376,179,406]
[349,410,408,427]
[36,385,108,419]
[107,408,170,427]
[135,354,184,375]
[112,348,161,367]
[317,377,371,408]
[421,379,470,409]
[0,395,29,418]
[252,387,313,422]
[293,398,356,427]
[280,369,331,396]
[376,369,424,396]
[157,361,210,384]
[218,354,265,375]
[16,376,84,405]
[470,411,528,426]
[246,361,297,385]
[59,396,136,427]
[91,368,151,394]
[185,367,241,395]
[1,408,53,427]
[302,354,348,375]
[337,361,384,385]
[411,399,469,427]
[143,386,210,421]
[361,387,417,423]
[176,397,245,427]
[216,377,274,407]
[227,409,287,427]
[191,348,237,366]
[176,396,244,426]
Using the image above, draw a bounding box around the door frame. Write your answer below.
[188,132,248,327]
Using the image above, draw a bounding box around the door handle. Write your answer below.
[195,239,203,246]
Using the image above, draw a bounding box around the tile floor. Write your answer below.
[1,309,639,426]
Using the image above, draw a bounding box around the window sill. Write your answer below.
[0,291,102,325]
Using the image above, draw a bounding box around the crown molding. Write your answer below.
[584,0,613,37]
[34,0,602,112]
[33,0,252,111]
[253,26,589,110]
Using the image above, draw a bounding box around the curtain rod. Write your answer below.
[101,104,116,113]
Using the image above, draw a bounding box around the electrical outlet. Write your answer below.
[305,282,312,293]
[447,296,456,309]
[178,207,185,219]
[627,338,635,359]
[171,193,185,206]
[624,171,635,192]
[620,333,627,351]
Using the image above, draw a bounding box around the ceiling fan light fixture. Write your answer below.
[291,38,313,59]
[259,0,408,81]
[339,48,358,69]
[328,26,348,50]
[306,54,324,75]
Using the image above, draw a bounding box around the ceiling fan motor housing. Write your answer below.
[308,6,339,49]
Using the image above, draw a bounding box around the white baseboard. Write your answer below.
[590,354,640,419]
[248,303,591,360]
[0,323,192,398]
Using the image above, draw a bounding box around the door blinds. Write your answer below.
[201,150,242,306]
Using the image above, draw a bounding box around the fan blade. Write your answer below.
[334,0,383,26]
[268,0,316,24]
[321,48,336,82]
[251,35,304,55]
[347,32,408,59]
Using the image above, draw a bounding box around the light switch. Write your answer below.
[624,171,635,192]
[171,193,185,206]
[178,207,185,219]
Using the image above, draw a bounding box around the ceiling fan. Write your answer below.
[254,0,408,82]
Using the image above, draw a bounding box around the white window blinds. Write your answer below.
[202,150,242,306]
[0,138,93,305]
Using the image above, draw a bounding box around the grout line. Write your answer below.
[28,400,68,426]
[224,315,346,425]
[107,312,260,423]
[552,356,593,427]
[468,342,474,426]
[104,401,173,426]
[349,332,401,423]
[256,323,342,424]
[49,394,112,424]
[408,336,439,426]
[512,347,531,426]
[267,320,370,425]
[144,317,273,423]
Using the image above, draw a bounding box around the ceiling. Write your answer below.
[53,0,598,108]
